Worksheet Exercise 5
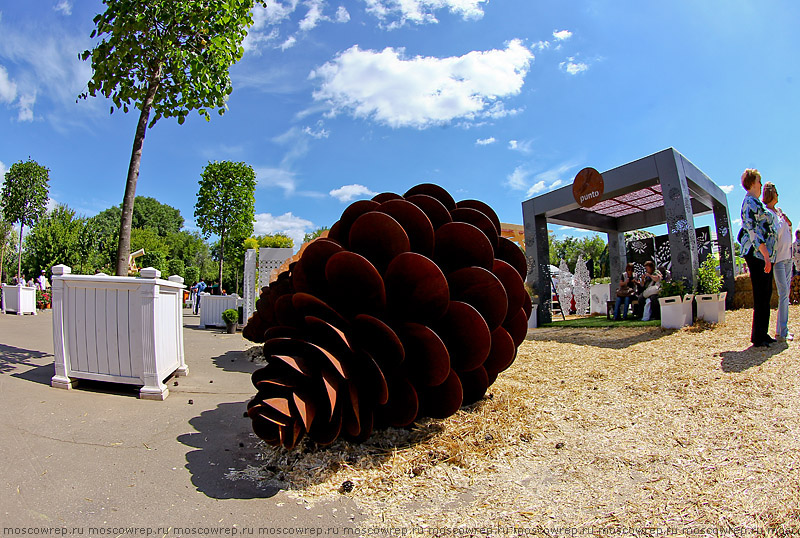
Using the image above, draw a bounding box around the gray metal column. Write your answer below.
[713,200,736,309]
[656,150,699,290]
[607,231,627,296]
[522,199,552,325]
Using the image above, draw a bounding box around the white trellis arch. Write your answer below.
[242,247,293,324]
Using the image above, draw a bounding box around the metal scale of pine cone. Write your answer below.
[242,183,531,449]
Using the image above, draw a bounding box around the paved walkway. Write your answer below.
[0,310,360,531]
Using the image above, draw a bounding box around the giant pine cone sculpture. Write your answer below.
[243,184,531,449]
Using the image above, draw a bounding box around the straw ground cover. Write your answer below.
[233,306,800,533]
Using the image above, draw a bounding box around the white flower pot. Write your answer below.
[696,291,727,324]
[659,294,694,329]
[1,284,37,315]
[50,265,188,400]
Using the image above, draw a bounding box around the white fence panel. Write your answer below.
[198,293,243,329]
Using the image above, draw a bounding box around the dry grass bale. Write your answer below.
[230,306,800,533]
[734,274,780,309]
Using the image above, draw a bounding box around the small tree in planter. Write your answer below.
[658,279,694,329]
[221,308,238,334]
[695,257,726,323]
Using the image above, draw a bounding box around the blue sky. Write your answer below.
[1,1,799,247]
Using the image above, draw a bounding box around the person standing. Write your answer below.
[192,278,206,315]
[36,270,48,291]
[792,228,800,278]
[737,169,776,347]
[762,182,793,341]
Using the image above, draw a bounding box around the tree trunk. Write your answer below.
[115,65,162,276]
[17,223,24,282]
[218,231,225,292]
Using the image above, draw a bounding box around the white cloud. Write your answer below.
[476,137,496,146]
[311,39,533,129]
[16,93,35,121]
[302,123,330,138]
[506,162,577,198]
[526,181,546,197]
[280,36,298,50]
[335,6,351,22]
[508,139,533,153]
[560,57,589,75]
[299,0,325,31]
[0,65,18,103]
[246,1,351,54]
[558,225,591,233]
[46,197,58,212]
[364,0,487,27]
[256,167,299,196]
[253,212,314,250]
[505,166,529,191]
[553,29,572,41]
[330,184,377,202]
[532,40,550,51]
[733,218,742,227]
[720,184,734,194]
[0,22,92,122]
[54,1,72,15]
[0,160,7,178]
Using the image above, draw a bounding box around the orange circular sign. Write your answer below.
[573,167,604,208]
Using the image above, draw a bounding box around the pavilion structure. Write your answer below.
[521,148,736,324]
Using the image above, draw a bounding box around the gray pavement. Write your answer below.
[0,309,361,533]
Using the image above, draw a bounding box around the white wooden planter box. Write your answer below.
[696,291,727,324]
[199,293,243,329]
[659,294,695,329]
[1,284,37,315]
[50,265,188,400]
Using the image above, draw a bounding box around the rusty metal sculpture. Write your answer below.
[242,184,531,449]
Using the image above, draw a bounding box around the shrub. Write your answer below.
[696,257,723,295]
[221,308,238,324]
[139,251,166,274]
[659,279,686,298]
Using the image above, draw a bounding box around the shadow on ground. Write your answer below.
[211,350,261,375]
[179,401,280,499]
[719,343,786,373]
[0,343,51,374]
[178,395,490,498]
[528,326,666,349]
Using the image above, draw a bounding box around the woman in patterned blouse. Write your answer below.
[737,169,776,347]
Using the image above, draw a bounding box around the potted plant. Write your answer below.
[695,257,727,323]
[658,279,694,329]
[36,289,52,310]
[222,308,239,334]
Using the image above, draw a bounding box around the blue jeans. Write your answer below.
[614,295,632,320]
[774,259,792,338]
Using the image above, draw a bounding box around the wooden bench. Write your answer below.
[606,298,639,320]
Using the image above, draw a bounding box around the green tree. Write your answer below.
[22,205,84,276]
[1,159,51,281]
[258,234,294,248]
[79,0,264,276]
[303,226,329,244]
[0,214,18,283]
[195,160,256,286]
[131,196,183,236]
